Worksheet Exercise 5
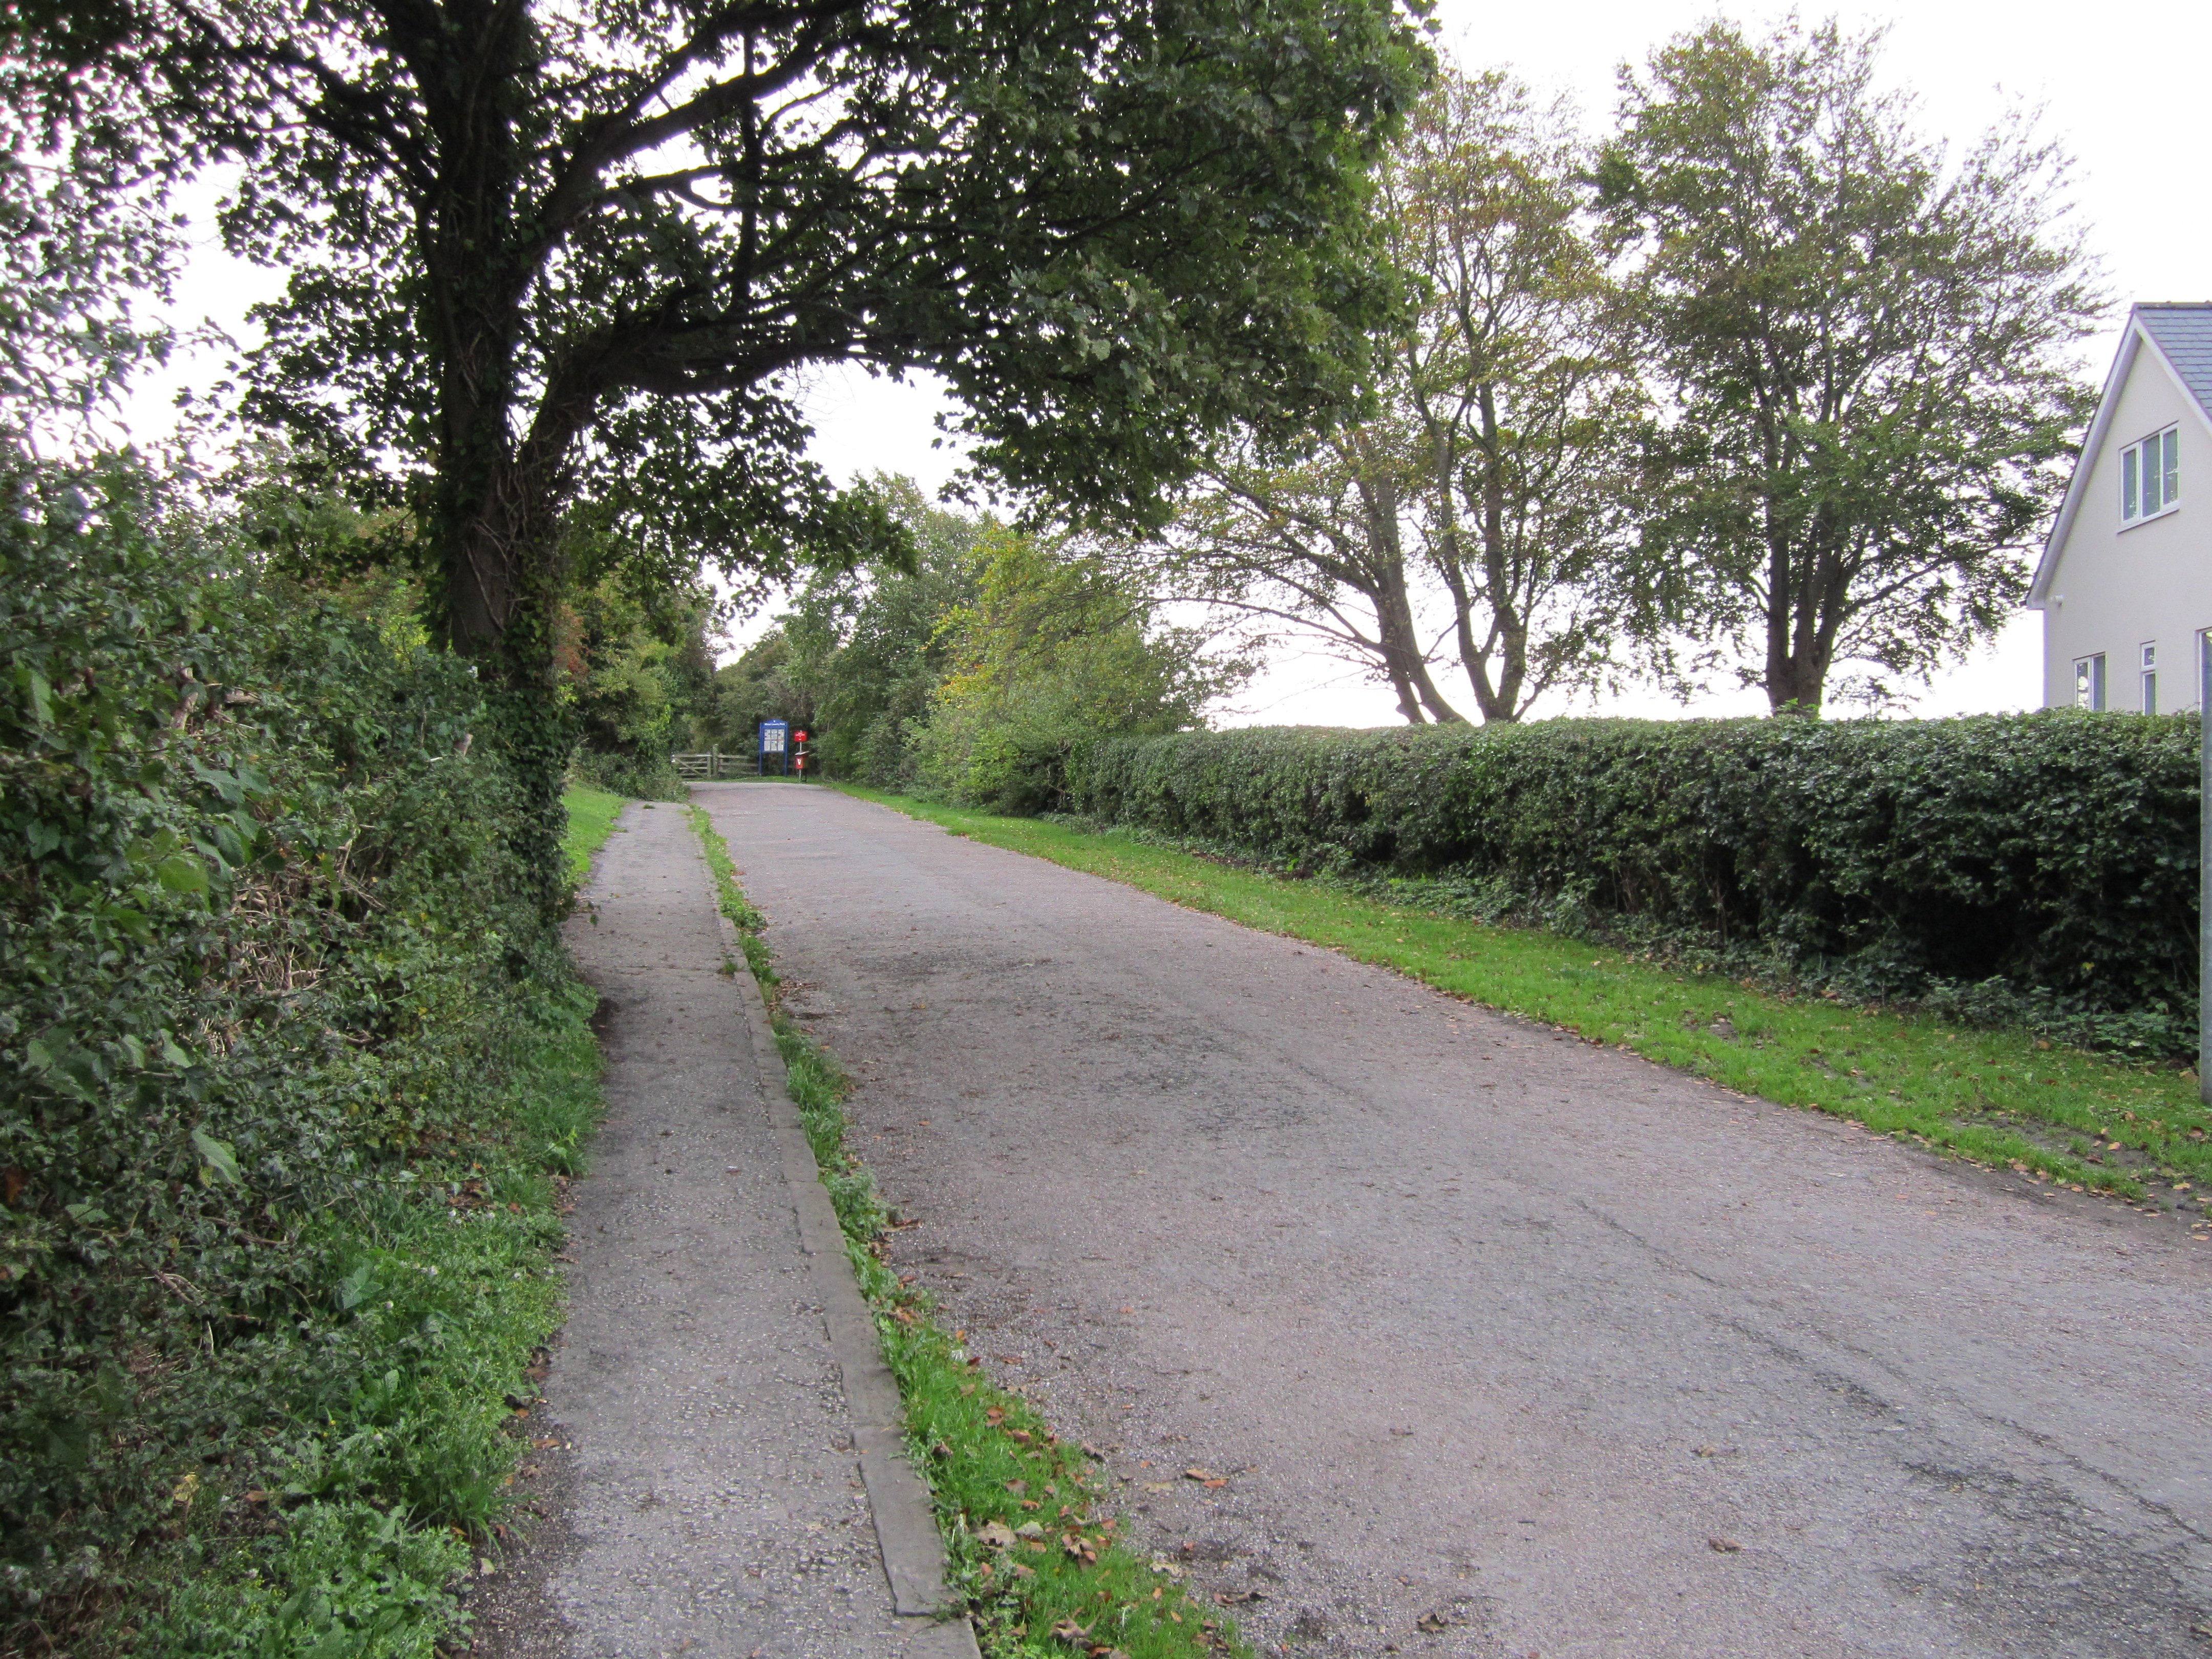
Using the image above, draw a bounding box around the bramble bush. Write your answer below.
[1,449,597,1654]
[1069,717,2199,1052]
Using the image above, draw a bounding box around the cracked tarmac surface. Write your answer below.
[705,780,2212,1658]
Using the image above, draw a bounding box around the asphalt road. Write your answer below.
[700,781,2212,1659]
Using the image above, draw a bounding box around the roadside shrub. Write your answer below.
[0,449,586,1650]
[914,529,1247,813]
[567,745,687,801]
[1069,716,2199,1048]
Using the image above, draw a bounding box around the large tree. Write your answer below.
[13,0,1430,878]
[1160,67,1641,724]
[1595,18,2101,714]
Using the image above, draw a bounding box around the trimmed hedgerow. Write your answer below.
[1069,715,2199,1049]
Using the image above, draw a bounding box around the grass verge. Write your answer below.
[123,807,622,1654]
[834,785,2212,1226]
[126,981,602,1658]
[685,805,1247,1658]
[559,785,627,889]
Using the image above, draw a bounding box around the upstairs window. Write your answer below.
[2122,426,2179,524]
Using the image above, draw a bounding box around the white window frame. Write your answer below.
[2121,424,2180,526]
[2141,641,2158,713]
[2073,653,2106,710]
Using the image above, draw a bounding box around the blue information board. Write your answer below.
[759,719,788,755]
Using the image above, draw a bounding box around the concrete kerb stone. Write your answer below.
[689,828,980,1658]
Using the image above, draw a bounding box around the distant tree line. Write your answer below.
[585,15,2106,796]
[3,4,2106,810]
[600,477,1245,810]
[1158,20,2100,720]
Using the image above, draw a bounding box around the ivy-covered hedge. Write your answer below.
[1069,715,2198,1039]
[1,452,594,1652]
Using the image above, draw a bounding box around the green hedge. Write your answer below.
[1069,715,2199,1041]
[2,451,592,1651]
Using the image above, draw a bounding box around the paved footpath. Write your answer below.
[704,780,2212,1659]
[467,800,970,1659]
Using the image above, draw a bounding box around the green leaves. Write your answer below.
[0,438,579,1639]
[77,0,1431,692]
[334,1259,376,1313]
[154,852,208,895]
[1599,18,2101,712]
[189,1126,241,1186]
[1163,65,1642,728]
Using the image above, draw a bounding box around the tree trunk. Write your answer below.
[1373,560,1463,724]
[1762,512,1851,716]
[1764,654,1826,716]
[432,406,587,922]
[1356,470,1464,724]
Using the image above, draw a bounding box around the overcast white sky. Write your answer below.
[121,2,2207,730]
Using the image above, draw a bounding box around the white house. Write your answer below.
[2028,302,2212,712]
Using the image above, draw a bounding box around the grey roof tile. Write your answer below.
[2137,303,2212,422]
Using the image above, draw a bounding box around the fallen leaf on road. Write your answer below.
[1184,1467,1227,1487]
[1414,1610,1451,1632]
[1709,1536,1742,1553]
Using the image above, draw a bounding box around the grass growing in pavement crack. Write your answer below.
[833,785,2212,1232]
[685,806,1249,1658]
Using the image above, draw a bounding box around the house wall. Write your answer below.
[2040,343,2212,711]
